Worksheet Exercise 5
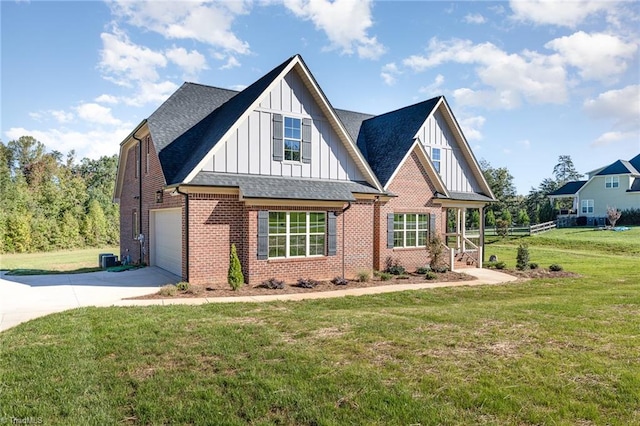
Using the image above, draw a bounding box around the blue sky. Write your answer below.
[2,0,639,194]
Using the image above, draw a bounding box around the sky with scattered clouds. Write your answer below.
[2,0,639,194]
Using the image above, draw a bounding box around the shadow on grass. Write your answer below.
[5,265,140,276]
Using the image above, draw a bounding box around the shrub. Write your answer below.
[529,262,539,270]
[228,244,245,291]
[425,271,437,280]
[378,272,392,281]
[159,284,178,297]
[416,266,431,274]
[356,270,371,282]
[433,265,449,273]
[176,281,189,291]
[331,276,348,286]
[385,257,406,275]
[607,206,622,228]
[516,243,530,271]
[618,208,640,226]
[549,264,563,272]
[496,219,510,238]
[185,286,201,295]
[576,216,587,226]
[494,261,507,270]
[260,278,285,289]
[427,236,445,270]
[296,278,320,289]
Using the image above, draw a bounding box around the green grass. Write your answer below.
[0,246,119,274]
[1,233,639,424]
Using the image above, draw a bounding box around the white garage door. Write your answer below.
[152,209,182,276]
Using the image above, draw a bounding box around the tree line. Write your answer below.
[1,136,119,253]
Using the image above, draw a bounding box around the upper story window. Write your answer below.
[268,211,325,258]
[432,148,441,173]
[605,176,619,188]
[393,213,429,248]
[284,117,301,161]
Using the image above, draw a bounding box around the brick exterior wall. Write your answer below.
[374,150,444,272]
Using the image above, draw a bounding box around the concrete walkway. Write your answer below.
[1,267,517,332]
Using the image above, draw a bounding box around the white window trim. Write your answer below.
[394,213,429,248]
[605,176,619,188]
[581,199,594,214]
[269,212,325,259]
[283,117,302,163]
[432,147,441,173]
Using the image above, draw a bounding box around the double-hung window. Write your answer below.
[605,176,619,188]
[268,212,325,258]
[581,199,594,214]
[284,117,301,161]
[393,213,429,248]
[431,148,441,173]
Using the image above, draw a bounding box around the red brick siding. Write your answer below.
[374,150,444,272]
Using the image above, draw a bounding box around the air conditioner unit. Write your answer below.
[98,253,114,268]
[101,255,119,269]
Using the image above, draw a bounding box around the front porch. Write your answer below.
[439,205,487,271]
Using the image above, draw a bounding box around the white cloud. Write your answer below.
[109,0,250,54]
[219,56,241,70]
[166,46,208,76]
[124,81,179,107]
[5,125,132,160]
[404,38,567,109]
[584,85,640,146]
[464,13,486,24]
[283,0,385,59]
[418,74,445,97]
[518,139,531,149]
[380,62,400,85]
[458,114,486,141]
[509,0,617,28]
[99,27,167,87]
[95,94,119,104]
[75,103,122,126]
[51,110,74,124]
[545,31,637,82]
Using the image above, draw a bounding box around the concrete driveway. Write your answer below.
[0,267,179,332]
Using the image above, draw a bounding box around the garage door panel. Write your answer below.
[153,209,182,276]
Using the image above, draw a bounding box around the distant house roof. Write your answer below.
[596,159,640,176]
[354,98,441,187]
[548,180,588,196]
[158,56,295,185]
[189,172,380,201]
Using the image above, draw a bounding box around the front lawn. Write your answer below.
[1,233,638,424]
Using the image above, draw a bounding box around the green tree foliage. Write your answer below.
[466,209,480,230]
[1,136,120,253]
[479,159,518,219]
[553,155,583,187]
[517,209,530,226]
[228,243,245,290]
[485,210,496,227]
[516,243,530,271]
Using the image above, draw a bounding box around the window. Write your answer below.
[132,210,139,239]
[605,176,619,188]
[581,199,594,214]
[268,212,325,258]
[431,148,441,173]
[284,117,301,161]
[393,213,429,248]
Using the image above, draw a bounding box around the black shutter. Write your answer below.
[387,213,395,249]
[273,114,283,161]
[301,118,312,164]
[257,210,269,260]
[429,213,437,240]
[327,211,337,256]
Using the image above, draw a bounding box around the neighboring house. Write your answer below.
[549,154,640,222]
[114,55,495,285]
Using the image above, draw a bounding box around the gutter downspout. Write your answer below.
[341,202,352,279]
[132,130,144,264]
[176,186,190,282]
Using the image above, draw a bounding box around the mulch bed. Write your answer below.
[132,271,476,299]
[501,268,580,280]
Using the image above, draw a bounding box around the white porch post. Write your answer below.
[456,208,461,252]
[479,207,485,268]
[461,208,467,253]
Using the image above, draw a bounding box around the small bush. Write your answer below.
[378,272,392,281]
[185,286,202,295]
[159,284,178,297]
[356,270,371,282]
[427,236,445,270]
[494,261,507,270]
[433,265,449,273]
[296,278,320,289]
[529,262,539,270]
[496,219,510,238]
[331,276,348,286]
[228,244,245,290]
[416,266,431,274]
[260,278,285,289]
[385,257,406,275]
[516,243,530,271]
[425,271,437,280]
[549,264,563,272]
[176,281,189,291]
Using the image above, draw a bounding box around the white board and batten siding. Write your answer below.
[200,70,366,182]
[416,109,483,193]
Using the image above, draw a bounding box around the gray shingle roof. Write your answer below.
[629,177,640,192]
[548,180,587,196]
[189,172,380,201]
[596,159,640,176]
[355,98,441,187]
[435,191,495,202]
[157,56,295,185]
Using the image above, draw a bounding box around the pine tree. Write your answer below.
[228,244,245,290]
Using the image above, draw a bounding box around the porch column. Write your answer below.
[480,207,485,266]
[461,208,467,252]
[456,208,461,252]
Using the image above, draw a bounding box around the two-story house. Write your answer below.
[114,55,495,285]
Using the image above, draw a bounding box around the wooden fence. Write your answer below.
[479,220,557,237]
